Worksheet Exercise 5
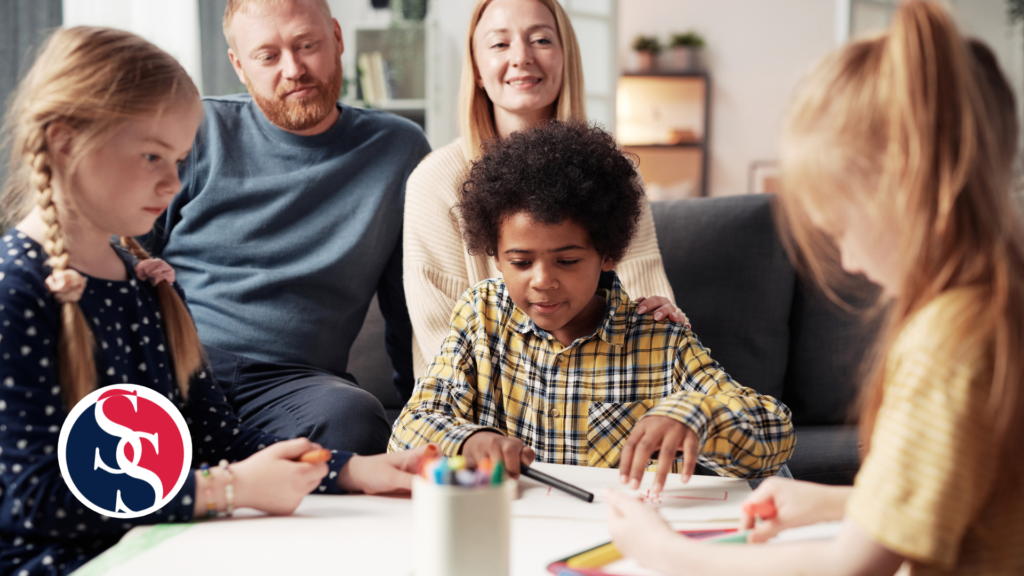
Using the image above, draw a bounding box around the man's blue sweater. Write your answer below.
[146,95,431,397]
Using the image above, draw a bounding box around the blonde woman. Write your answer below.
[404,0,684,376]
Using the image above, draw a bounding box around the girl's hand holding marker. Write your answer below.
[230,439,331,516]
[739,478,850,543]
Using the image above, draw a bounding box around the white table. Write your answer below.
[77,463,754,576]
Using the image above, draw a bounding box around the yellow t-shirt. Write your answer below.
[847,288,1024,575]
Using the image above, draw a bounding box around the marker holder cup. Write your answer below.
[413,476,515,576]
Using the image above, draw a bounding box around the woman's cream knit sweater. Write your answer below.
[403,139,677,377]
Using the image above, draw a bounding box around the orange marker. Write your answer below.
[417,444,439,475]
[742,500,777,520]
[299,448,332,463]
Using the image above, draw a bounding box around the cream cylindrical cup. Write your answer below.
[412,475,515,576]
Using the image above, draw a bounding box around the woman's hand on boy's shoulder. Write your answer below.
[618,416,699,495]
[636,296,689,327]
[461,431,536,478]
[338,445,433,494]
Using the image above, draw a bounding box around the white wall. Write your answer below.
[620,0,834,196]
[62,0,203,93]
[620,0,1024,197]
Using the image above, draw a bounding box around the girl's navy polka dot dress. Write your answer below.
[0,232,350,575]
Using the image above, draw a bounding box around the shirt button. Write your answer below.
[549,408,560,417]
[557,355,566,363]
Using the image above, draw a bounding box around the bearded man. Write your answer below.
[144,0,430,455]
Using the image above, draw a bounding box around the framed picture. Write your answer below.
[749,161,781,194]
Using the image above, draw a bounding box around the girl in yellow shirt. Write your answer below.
[605,1,1024,575]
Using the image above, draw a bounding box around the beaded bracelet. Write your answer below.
[199,463,217,519]
[218,459,234,517]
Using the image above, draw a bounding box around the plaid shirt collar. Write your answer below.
[504,272,628,349]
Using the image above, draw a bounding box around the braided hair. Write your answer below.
[2,27,203,407]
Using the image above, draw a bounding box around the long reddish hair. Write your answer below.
[776,0,1024,473]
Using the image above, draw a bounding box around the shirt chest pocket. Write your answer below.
[586,400,660,468]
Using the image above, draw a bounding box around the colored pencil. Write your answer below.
[565,542,623,568]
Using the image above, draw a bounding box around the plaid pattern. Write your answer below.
[390,274,796,478]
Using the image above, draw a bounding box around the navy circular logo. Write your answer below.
[58,385,191,518]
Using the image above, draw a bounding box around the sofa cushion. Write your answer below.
[348,295,403,409]
[651,196,794,401]
[784,425,860,485]
[784,282,879,426]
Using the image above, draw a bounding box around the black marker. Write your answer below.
[521,464,595,503]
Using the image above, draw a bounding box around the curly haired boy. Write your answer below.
[389,120,795,492]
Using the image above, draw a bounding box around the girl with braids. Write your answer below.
[0,27,429,574]
[604,2,1024,575]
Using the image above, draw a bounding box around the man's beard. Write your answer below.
[246,60,343,132]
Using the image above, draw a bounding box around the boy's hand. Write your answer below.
[618,416,699,494]
[461,431,536,478]
[636,296,689,327]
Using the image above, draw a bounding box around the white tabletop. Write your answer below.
[77,463,754,576]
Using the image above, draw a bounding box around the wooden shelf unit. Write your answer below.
[617,72,711,198]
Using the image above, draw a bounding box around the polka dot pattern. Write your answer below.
[0,234,352,574]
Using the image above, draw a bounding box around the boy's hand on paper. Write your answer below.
[338,445,433,494]
[740,478,852,542]
[606,489,686,572]
[635,296,690,327]
[619,416,699,494]
[233,438,329,515]
[462,431,536,478]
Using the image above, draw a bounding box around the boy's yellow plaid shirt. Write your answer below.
[390,273,796,477]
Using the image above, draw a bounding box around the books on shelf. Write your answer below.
[357,51,393,106]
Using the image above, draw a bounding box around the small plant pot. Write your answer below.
[636,50,657,72]
[401,0,427,20]
[670,46,700,71]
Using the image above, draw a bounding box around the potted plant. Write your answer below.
[631,35,662,72]
[390,0,427,20]
[669,31,705,71]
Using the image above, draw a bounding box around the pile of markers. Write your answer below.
[419,453,505,487]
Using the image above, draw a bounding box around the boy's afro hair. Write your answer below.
[457,119,644,263]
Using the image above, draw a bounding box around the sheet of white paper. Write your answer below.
[513,462,751,522]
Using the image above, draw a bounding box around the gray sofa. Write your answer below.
[349,194,877,485]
